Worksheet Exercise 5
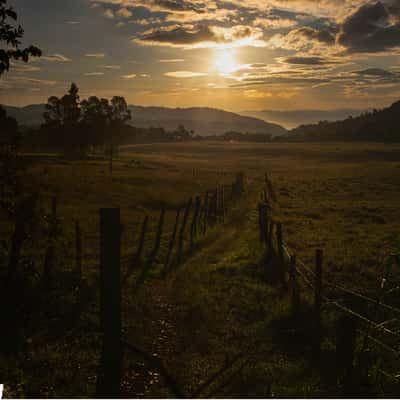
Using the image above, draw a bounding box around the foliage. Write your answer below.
[288,100,400,142]
[0,0,41,75]
[42,85,132,158]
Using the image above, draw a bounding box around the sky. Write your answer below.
[1,0,400,112]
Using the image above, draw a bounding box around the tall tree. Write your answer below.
[108,96,131,175]
[80,96,111,148]
[43,83,88,157]
[0,0,41,75]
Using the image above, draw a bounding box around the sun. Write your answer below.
[214,49,239,75]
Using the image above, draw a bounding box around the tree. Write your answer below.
[43,83,88,157]
[0,105,26,212]
[80,96,111,148]
[0,0,41,75]
[108,96,131,174]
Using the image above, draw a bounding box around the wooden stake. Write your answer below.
[97,208,121,397]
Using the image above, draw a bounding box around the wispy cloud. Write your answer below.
[84,72,105,76]
[158,59,185,63]
[85,53,106,58]
[121,74,137,79]
[164,71,208,78]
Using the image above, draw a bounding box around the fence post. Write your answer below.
[202,193,209,234]
[258,202,267,243]
[190,196,201,248]
[97,208,121,397]
[42,197,58,291]
[336,314,357,394]
[276,223,286,286]
[289,255,299,318]
[75,221,82,282]
[177,198,192,264]
[7,217,25,282]
[313,249,323,361]
[164,208,181,276]
[141,206,165,279]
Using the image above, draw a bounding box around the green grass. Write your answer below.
[1,141,400,397]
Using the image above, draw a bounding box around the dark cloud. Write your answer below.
[134,24,262,47]
[338,1,400,53]
[355,68,395,77]
[294,26,337,44]
[284,56,336,65]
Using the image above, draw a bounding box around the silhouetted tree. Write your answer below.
[108,96,131,174]
[43,83,90,157]
[81,96,111,149]
[0,0,41,75]
[0,105,27,212]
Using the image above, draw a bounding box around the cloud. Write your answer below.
[134,24,265,48]
[85,53,106,58]
[164,70,208,78]
[121,73,137,79]
[283,56,338,65]
[104,8,115,18]
[337,1,400,53]
[40,53,71,62]
[116,7,133,17]
[355,68,395,77]
[84,72,105,76]
[158,58,185,63]
[99,65,121,69]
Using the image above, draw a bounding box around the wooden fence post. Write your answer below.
[97,208,122,397]
[336,314,357,394]
[7,217,25,283]
[289,255,299,318]
[313,249,323,361]
[190,196,201,248]
[177,198,192,264]
[276,223,286,286]
[258,202,267,243]
[221,186,226,223]
[122,215,148,285]
[142,205,166,278]
[202,193,209,235]
[75,221,82,282]
[42,197,58,291]
[164,208,181,276]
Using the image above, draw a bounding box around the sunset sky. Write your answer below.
[1,0,400,111]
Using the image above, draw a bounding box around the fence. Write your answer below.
[2,171,246,397]
[258,173,400,391]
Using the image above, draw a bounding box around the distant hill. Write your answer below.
[3,104,287,137]
[286,100,400,142]
[241,108,368,129]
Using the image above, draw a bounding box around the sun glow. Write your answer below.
[214,49,240,75]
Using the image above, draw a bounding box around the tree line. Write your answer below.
[287,100,400,142]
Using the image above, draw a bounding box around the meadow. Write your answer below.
[1,141,400,397]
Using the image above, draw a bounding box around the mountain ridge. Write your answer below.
[3,104,287,137]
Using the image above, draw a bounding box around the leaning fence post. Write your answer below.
[42,197,58,291]
[97,208,122,397]
[164,208,181,276]
[190,196,201,248]
[141,206,166,279]
[276,223,286,286]
[336,314,357,394]
[75,221,82,282]
[289,255,299,318]
[177,198,192,264]
[313,249,323,361]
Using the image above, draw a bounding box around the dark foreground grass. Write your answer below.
[1,141,400,397]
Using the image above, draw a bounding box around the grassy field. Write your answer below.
[1,141,400,397]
